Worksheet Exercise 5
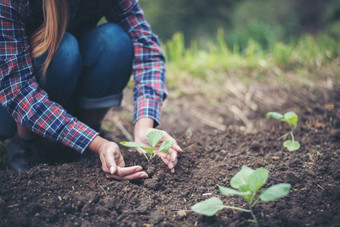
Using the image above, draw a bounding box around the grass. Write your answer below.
[163,30,340,95]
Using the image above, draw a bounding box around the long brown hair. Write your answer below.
[30,0,68,78]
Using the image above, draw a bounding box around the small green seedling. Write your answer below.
[191,165,290,225]
[266,111,300,151]
[120,131,173,161]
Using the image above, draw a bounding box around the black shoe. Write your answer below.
[7,134,45,171]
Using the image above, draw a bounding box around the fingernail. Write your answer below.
[110,166,114,175]
[140,173,148,178]
[175,144,182,151]
[136,166,142,171]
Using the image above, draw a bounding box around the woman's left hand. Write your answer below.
[134,118,182,173]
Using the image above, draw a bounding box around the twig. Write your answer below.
[112,116,133,141]
[98,184,108,196]
[226,84,258,111]
[317,184,324,190]
[245,86,258,111]
[230,105,254,131]
[190,109,226,131]
[171,209,193,212]
[278,132,290,140]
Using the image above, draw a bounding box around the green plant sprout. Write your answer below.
[266,111,300,151]
[120,131,174,161]
[191,165,290,225]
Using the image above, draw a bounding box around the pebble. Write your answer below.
[149,210,164,224]
[272,156,280,160]
[176,210,187,219]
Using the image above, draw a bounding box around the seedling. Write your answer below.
[191,165,290,225]
[120,131,173,161]
[266,111,300,151]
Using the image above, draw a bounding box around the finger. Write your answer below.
[161,156,170,165]
[116,153,126,168]
[162,132,182,152]
[109,161,117,175]
[172,144,183,152]
[102,151,117,174]
[170,149,178,162]
[105,171,148,180]
[100,154,111,173]
[166,150,178,173]
[116,166,143,177]
[157,151,167,159]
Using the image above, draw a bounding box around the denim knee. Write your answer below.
[79,23,133,100]
[0,106,16,140]
[40,32,82,104]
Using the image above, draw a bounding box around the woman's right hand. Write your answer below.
[89,136,148,180]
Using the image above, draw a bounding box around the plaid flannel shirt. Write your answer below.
[0,0,167,152]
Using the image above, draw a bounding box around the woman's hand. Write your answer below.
[89,136,148,180]
[134,118,182,173]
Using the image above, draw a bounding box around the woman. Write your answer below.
[0,0,182,179]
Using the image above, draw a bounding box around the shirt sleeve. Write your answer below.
[0,1,97,153]
[101,0,167,127]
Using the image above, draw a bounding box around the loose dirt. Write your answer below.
[0,85,339,226]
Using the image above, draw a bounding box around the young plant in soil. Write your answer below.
[266,111,300,151]
[191,165,291,225]
[120,131,173,161]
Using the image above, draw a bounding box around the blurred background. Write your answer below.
[100,0,340,136]
[104,0,340,138]
[141,0,340,48]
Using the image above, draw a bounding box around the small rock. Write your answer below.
[80,220,91,227]
[144,178,159,190]
[286,172,299,185]
[136,198,153,213]
[220,149,227,154]
[94,206,110,216]
[272,156,280,161]
[176,210,187,219]
[146,166,156,176]
[149,210,164,224]
[250,143,260,152]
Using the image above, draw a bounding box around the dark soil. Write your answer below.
[0,87,339,227]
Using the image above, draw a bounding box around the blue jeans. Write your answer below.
[0,23,133,140]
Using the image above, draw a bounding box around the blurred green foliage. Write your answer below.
[140,0,340,47]
[163,30,340,89]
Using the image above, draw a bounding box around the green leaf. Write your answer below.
[141,147,154,155]
[283,112,298,128]
[283,140,300,151]
[248,168,269,193]
[147,131,164,147]
[239,185,251,192]
[191,197,225,216]
[266,112,283,120]
[218,185,251,196]
[120,141,144,148]
[230,165,254,190]
[120,142,154,155]
[260,183,291,202]
[159,141,174,153]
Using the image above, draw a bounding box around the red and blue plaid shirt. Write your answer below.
[0,0,167,152]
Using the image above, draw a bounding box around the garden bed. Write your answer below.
[0,87,339,227]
